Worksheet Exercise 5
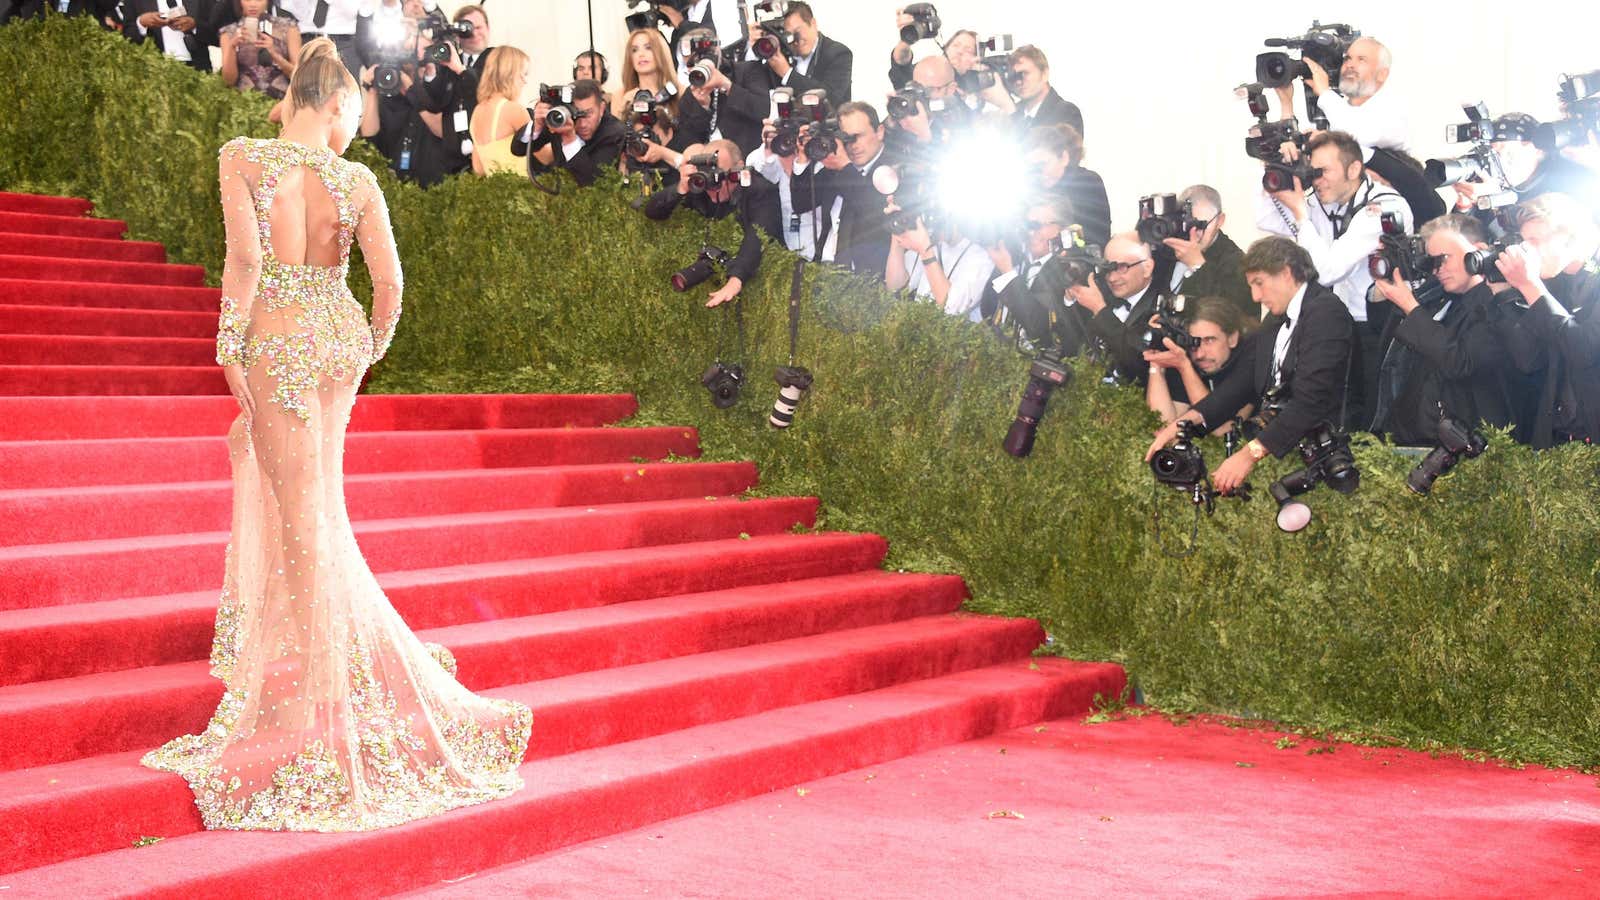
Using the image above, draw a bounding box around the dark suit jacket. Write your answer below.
[1495,265,1600,446]
[1373,283,1514,443]
[1193,283,1355,457]
[3,0,119,23]
[642,174,784,285]
[980,255,1090,357]
[789,148,897,279]
[127,0,217,71]
[1015,87,1083,140]
[1086,280,1170,385]
[801,33,852,105]
[677,60,820,158]
[1052,165,1110,251]
[1174,231,1253,323]
[521,110,625,188]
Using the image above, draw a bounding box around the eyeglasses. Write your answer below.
[1106,259,1149,273]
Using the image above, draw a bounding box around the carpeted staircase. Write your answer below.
[0,190,1126,897]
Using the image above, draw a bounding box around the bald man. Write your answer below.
[1067,233,1176,384]
[890,57,967,145]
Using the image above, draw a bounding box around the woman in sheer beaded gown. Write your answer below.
[141,48,532,832]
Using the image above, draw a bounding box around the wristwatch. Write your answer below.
[1246,438,1269,462]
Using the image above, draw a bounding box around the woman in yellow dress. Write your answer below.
[470,46,533,177]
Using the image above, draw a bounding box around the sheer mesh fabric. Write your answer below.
[141,137,531,832]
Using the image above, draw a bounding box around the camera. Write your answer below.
[900,3,940,44]
[419,12,473,65]
[803,116,844,161]
[955,34,1017,94]
[1058,242,1111,287]
[1463,235,1517,283]
[620,91,660,159]
[769,87,829,157]
[1532,70,1600,151]
[1267,424,1359,532]
[671,244,731,292]
[683,152,748,194]
[752,20,797,61]
[1425,103,1522,208]
[1367,212,1439,282]
[1407,417,1487,495]
[539,83,577,130]
[1245,119,1317,193]
[887,83,929,120]
[680,30,725,87]
[1255,21,1358,89]
[1150,419,1207,489]
[624,0,689,32]
[1145,294,1199,354]
[701,362,745,409]
[769,365,814,428]
[1135,193,1208,246]
[1003,350,1071,458]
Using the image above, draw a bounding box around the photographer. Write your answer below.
[278,0,362,74]
[1067,233,1174,384]
[1144,296,1254,426]
[128,0,216,73]
[979,195,1087,354]
[1010,45,1083,139]
[883,209,995,321]
[358,53,454,187]
[1276,35,1441,223]
[661,0,745,72]
[1493,193,1600,447]
[741,3,850,102]
[1024,123,1109,251]
[746,118,830,260]
[1147,237,1355,494]
[1450,113,1600,222]
[643,139,784,308]
[1368,213,1515,443]
[412,4,494,174]
[517,79,624,188]
[574,50,609,90]
[889,25,1013,115]
[1258,129,1409,430]
[676,26,821,157]
[1163,185,1253,322]
[789,100,896,278]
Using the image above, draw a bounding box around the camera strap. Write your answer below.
[715,295,746,364]
[787,258,804,365]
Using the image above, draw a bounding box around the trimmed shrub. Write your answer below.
[6,16,1597,767]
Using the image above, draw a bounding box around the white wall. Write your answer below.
[448,0,1600,241]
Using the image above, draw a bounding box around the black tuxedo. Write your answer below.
[3,0,119,23]
[126,0,218,72]
[417,48,490,176]
[790,148,897,279]
[643,175,784,285]
[519,111,625,188]
[678,60,821,158]
[1015,87,1084,139]
[798,33,852,104]
[1371,283,1514,444]
[1173,231,1253,324]
[1495,263,1600,447]
[1086,280,1170,385]
[1193,284,1355,457]
[1052,165,1109,251]
[366,83,452,187]
[980,254,1090,357]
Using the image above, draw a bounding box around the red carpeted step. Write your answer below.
[0,191,93,216]
[0,659,1123,895]
[0,392,639,441]
[0,303,216,337]
[0,495,818,611]
[0,231,165,264]
[0,277,219,311]
[1,460,760,546]
[0,532,891,685]
[0,364,227,395]
[0,581,983,774]
[0,211,127,240]
[0,334,215,367]
[0,425,702,489]
[0,254,205,287]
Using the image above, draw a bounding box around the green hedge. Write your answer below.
[6,17,1598,768]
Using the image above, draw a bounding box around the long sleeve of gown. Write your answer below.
[355,170,403,363]
[216,141,264,365]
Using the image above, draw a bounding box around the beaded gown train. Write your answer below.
[140,137,532,831]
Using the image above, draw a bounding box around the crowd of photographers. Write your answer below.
[12,1,1600,529]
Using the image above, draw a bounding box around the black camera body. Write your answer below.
[752,19,797,61]
[1146,294,1199,354]
[1367,211,1439,282]
[672,244,731,292]
[1003,350,1071,458]
[620,91,660,159]
[768,88,830,158]
[1270,424,1359,500]
[681,31,728,88]
[1135,194,1208,246]
[1058,243,1111,288]
[900,2,940,44]
[1245,119,1317,193]
[1426,103,1520,210]
[419,12,472,64]
[701,362,745,409]
[1255,21,1358,89]
[539,83,577,130]
[1407,417,1488,495]
[1151,420,1208,488]
[1463,236,1517,283]
[1532,71,1600,151]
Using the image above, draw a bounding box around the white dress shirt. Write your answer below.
[1257,176,1411,323]
[1271,282,1309,386]
[900,238,996,321]
[1317,88,1411,160]
[285,0,361,35]
[746,146,829,260]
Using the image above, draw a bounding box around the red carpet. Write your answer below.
[0,192,1122,896]
[412,713,1600,898]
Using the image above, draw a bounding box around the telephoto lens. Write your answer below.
[671,257,717,292]
[688,58,717,88]
[1003,354,1071,458]
[768,366,814,429]
[1406,417,1488,495]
